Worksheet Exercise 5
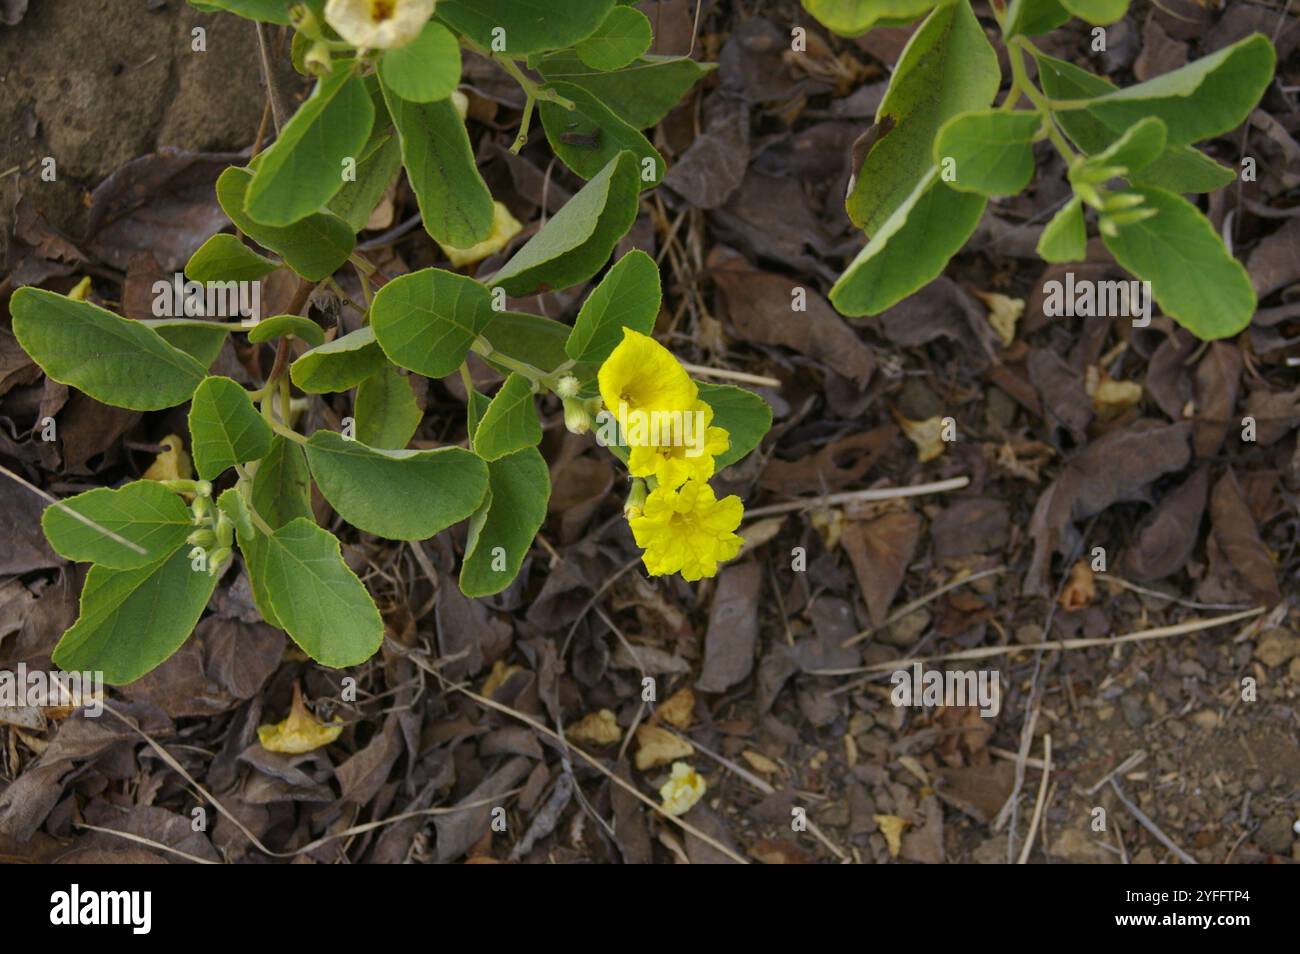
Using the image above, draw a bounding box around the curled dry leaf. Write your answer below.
[1059,561,1096,612]
[635,724,694,771]
[656,686,695,730]
[567,708,622,746]
[973,289,1024,348]
[874,814,909,859]
[1085,366,1143,418]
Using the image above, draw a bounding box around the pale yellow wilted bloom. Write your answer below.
[658,761,706,816]
[324,0,435,50]
[438,201,523,269]
[257,684,343,754]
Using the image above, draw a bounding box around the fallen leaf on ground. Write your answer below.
[874,814,909,859]
[568,709,622,746]
[635,724,694,771]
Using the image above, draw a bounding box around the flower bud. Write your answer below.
[624,479,648,519]
[563,396,592,435]
[187,528,218,548]
[207,547,232,576]
[555,374,581,399]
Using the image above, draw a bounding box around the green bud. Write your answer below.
[215,511,234,549]
[207,547,232,576]
[1102,192,1146,212]
[187,528,218,548]
[563,396,592,435]
[554,375,581,399]
[624,479,648,519]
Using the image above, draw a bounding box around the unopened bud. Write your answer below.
[554,374,581,399]
[207,547,232,576]
[563,397,592,435]
[624,479,648,519]
[187,528,218,548]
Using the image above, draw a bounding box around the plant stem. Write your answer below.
[469,337,559,391]
[1008,37,1077,163]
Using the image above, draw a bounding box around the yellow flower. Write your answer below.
[598,329,697,442]
[629,479,743,581]
[658,762,706,817]
[438,201,523,269]
[324,0,435,50]
[627,400,730,489]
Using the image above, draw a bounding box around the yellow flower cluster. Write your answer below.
[597,329,743,582]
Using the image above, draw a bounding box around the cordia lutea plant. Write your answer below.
[803,0,1274,340]
[9,0,772,684]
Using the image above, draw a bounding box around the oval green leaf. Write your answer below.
[42,481,193,570]
[262,518,384,668]
[304,430,489,540]
[290,326,387,393]
[379,20,461,102]
[10,287,206,411]
[185,233,279,283]
[459,447,550,597]
[472,373,542,462]
[188,375,275,480]
[370,267,495,378]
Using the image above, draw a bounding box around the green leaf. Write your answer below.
[459,448,549,597]
[1100,187,1255,340]
[1082,116,1167,174]
[262,518,384,667]
[246,70,375,226]
[846,0,999,234]
[217,167,354,281]
[1036,197,1086,263]
[379,20,461,102]
[252,435,313,530]
[370,267,495,378]
[480,311,581,379]
[52,546,218,685]
[187,0,296,23]
[217,488,280,628]
[381,83,494,248]
[290,326,387,393]
[185,233,278,283]
[355,364,423,449]
[472,373,542,462]
[1044,35,1274,149]
[575,5,652,70]
[832,168,986,316]
[1059,0,1127,25]
[42,481,193,570]
[539,81,661,189]
[489,151,640,295]
[933,109,1042,196]
[1003,0,1070,36]
[696,383,771,469]
[304,430,489,539]
[436,0,616,54]
[247,314,326,347]
[328,134,403,233]
[801,0,939,36]
[1129,145,1235,193]
[150,320,230,369]
[188,376,275,479]
[10,288,206,411]
[537,52,714,129]
[565,249,660,363]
